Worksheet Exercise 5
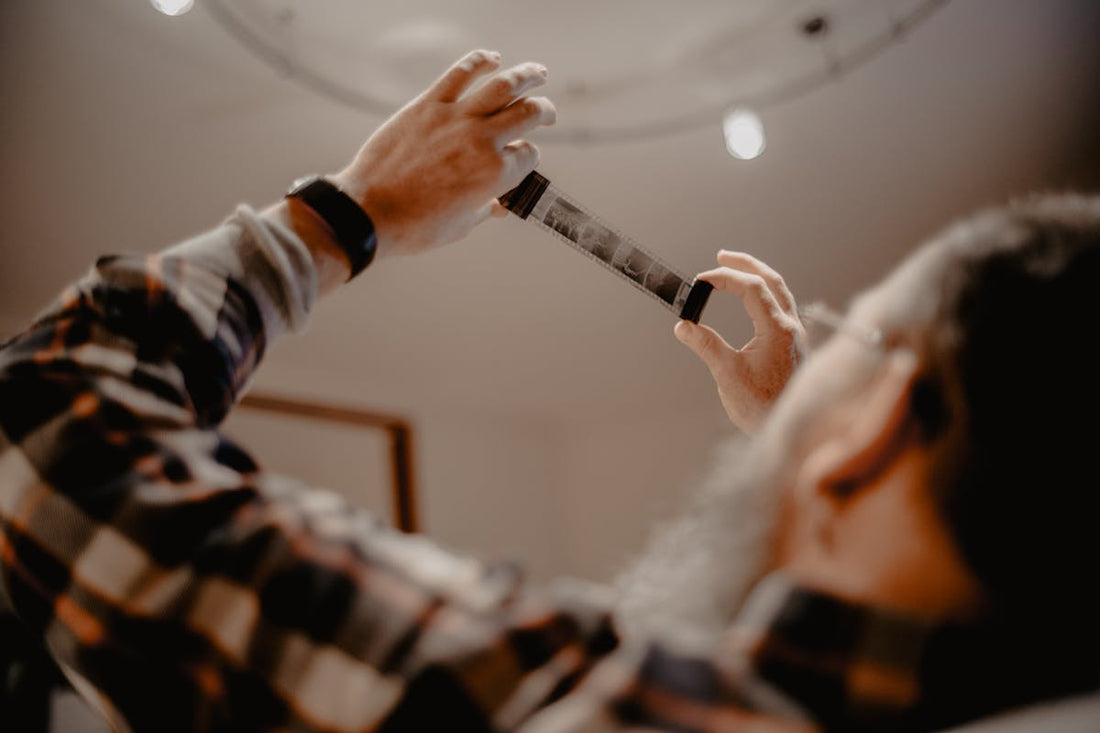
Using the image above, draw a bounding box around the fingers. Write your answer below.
[464,61,549,116]
[472,200,509,224]
[716,250,798,317]
[424,49,502,103]
[697,266,794,337]
[674,321,738,378]
[498,140,541,191]
[489,96,557,145]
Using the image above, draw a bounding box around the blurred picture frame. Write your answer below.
[228,392,419,533]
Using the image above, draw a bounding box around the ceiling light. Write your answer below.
[150,0,194,16]
[722,107,766,160]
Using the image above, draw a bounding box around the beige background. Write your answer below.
[5,2,1100,730]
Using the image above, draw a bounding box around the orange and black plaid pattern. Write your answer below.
[0,207,966,732]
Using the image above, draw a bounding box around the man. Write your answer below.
[625,202,1100,729]
[0,50,1096,731]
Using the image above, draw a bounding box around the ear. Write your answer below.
[798,350,922,502]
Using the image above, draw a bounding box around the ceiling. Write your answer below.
[203,0,946,141]
[2,0,1099,423]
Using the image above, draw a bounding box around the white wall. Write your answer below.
[414,409,567,583]
[226,377,735,587]
[229,369,573,585]
[558,409,734,583]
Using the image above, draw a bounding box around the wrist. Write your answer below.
[265,198,351,297]
[330,168,398,260]
[285,175,380,280]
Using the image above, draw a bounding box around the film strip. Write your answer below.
[500,171,712,323]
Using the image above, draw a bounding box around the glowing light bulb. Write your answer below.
[150,0,194,16]
[722,107,766,160]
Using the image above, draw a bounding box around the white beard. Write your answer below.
[612,434,787,646]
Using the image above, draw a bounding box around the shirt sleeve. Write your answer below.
[0,206,626,731]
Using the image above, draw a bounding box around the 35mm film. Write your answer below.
[500,171,712,323]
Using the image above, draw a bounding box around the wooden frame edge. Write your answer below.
[238,392,419,533]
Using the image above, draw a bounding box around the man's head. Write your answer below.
[620,194,1100,696]
[770,192,1100,691]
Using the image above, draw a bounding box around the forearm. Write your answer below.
[267,197,351,296]
[265,195,361,298]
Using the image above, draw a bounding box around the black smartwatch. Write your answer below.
[286,175,377,279]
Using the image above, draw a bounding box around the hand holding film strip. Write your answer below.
[334,50,556,257]
[500,170,805,434]
[674,251,807,434]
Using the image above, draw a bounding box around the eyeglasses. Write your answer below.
[799,301,884,351]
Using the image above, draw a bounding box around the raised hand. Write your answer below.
[332,50,557,257]
[675,251,806,434]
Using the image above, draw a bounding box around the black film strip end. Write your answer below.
[499,170,550,220]
[679,278,713,323]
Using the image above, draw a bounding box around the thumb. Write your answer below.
[674,320,736,376]
[473,199,505,227]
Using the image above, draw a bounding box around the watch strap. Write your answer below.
[286,176,377,279]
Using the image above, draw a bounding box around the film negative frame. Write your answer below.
[501,171,712,322]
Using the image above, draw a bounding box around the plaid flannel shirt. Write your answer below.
[0,206,978,732]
